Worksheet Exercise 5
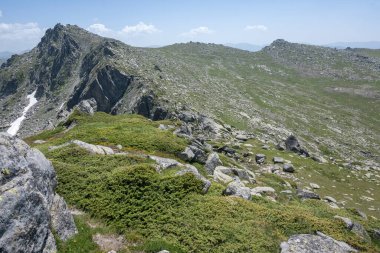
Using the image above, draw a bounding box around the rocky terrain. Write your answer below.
[0,133,77,252]
[0,24,380,252]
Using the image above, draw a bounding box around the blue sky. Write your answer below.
[0,0,380,52]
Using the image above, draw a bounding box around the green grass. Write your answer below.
[29,113,380,252]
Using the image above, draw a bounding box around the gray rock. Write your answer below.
[72,140,114,155]
[76,98,97,115]
[373,229,380,240]
[236,134,249,141]
[297,189,320,200]
[251,186,276,196]
[149,155,182,171]
[157,250,170,253]
[0,133,76,253]
[283,163,294,173]
[273,156,284,164]
[255,154,266,164]
[173,123,192,138]
[309,183,320,189]
[213,166,255,184]
[334,216,371,242]
[280,232,358,252]
[205,152,222,174]
[281,190,293,194]
[49,139,114,155]
[262,145,270,150]
[176,164,211,193]
[189,145,207,164]
[33,140,47,144]
[312,155,328,163]
[213,166,235,184]
[178,111,197,123]
[276,142,286,151]
[324,196,337,203]
[50,194,78,241]
[223,179,251,200]
[178,147,195,162]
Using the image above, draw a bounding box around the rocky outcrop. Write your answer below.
[280,232,358,252]
[0,133,77,253]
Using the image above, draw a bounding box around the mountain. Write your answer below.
[0,51,14,65]
[224,43,264,52]
[1,23,380,252]
[325,41,380,49]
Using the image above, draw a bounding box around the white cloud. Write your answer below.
[244,25,268,31]
[0,22,44,40]
[180,26,214,37]
[0,22,45,51]
[87,23,111,35]
[120,22,159,35]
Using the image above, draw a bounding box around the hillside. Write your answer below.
[1,23,380,252]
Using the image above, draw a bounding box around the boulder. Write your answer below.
[312,155,328,163]
[205,152,222,174]
[176,164,211,194]
[309,183,320,189]
[280,232,358,253]
[189,145,207,164]
[251,186,276,196]
[373,229,380,240]
[297,189,320,200]
[324,196,337,203]
[283,163,294,173]
[149,155,182,171]
[236,134,249,141]
[178,147,195,162]
[213,166,255,184]
[285,135,300,152]
[49,139,114,155]
[0,133,77,253]
[76,98,97,115]
[273,157,284,164]
[255,154,266,164]
[223,179,251,200]
[178,111,197,123]
[334,216,370,242]
[213,166,235,184]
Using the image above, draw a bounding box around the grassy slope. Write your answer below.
[26,113,380,253]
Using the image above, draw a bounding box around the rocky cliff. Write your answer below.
[0,133,77,253]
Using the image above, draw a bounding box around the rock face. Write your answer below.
[0,133,77,253]
[280,232,358,253]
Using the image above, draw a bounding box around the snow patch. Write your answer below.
[7,89,38,136]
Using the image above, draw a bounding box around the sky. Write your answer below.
[0,0,380,52]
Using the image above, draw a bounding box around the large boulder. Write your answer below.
[0,133,77,253]
[223,179,251,200]
[176,164,211,194]
[213,166,255,184]
[205,152,222,174]
[280,232,358,252]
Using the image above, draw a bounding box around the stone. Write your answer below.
[189,145,207,164]
[213,166,255,184]
[297,189,320,200]
[280,232,358,253]
[49,140,114,155]
[116,144,123,150]
[283,163,294,173]
[334,216,371,241]
[149,155,182,171]
[309,183,320,189]
[276,142,286,151]
[285,135,300,152]
[33,139,46,144]
[157,251,170,253]
[0,133,77,253]
[251,186,276,196]
[312,155,327,163]
[373,229,380,240]
[262,145,270,150]
[50,194,78,240]
[76,98,97,115]
[255,154,266,164]
[178,111,197,123]
[218,145,236,155]
[178,147,195,162]
[281,190,293,194]
[205,152,222,174]
[236,134,249,141]
[223,179,251,200]
[176,164,211,193]
[213,166,235,184]
[273,157,284,164]
[324,196,337,203]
